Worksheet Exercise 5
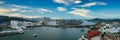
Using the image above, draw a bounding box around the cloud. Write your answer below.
[96,13,120,18]
[68,8,94,18]
[0,8,10,14]
[103,15,120,18]
[38,8,53,13]
[19,10,33,13]
[0,1,4,4]
[0,6,40,18]
[51,17,60,19]
[53,0,68,5]
[9,5,36,13]
[25,15,40,18]
[20,10,28,12]
[81,2,107,7]
[73,0,82,4]
[10,8,20,12]
[0,4,54,18]
[1,13,40,18]
[11,5,52,13]
[53,0,82,5]
[56,7,67,11]
[11,5,27,9]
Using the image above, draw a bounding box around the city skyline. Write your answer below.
[0,0,120,19]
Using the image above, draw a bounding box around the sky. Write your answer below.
[0,0,120,19]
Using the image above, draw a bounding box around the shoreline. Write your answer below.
[0,26,24,36]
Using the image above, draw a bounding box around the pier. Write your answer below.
[0,26,24,36]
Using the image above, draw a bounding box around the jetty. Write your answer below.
[0,26,24,36]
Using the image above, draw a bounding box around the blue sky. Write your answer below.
[0,0,120,19]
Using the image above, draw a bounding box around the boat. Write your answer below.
[79,30,101,40]
[33,34,37,37]
[79,35,88,40]
[86,30,100,38]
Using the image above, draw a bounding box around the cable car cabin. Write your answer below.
[85,30,100,38]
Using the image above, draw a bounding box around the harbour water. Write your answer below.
[0,27,88,40]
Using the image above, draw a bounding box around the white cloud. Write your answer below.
[1,13,40,18]
[19,10,33,13]
[9,5,36,13]
[0,4,54,18]
[0,8,10,14]
[68,8,94,18]
[38,8,53,13]
[11,5,27,9]
[56,7,67,11]
[81,2,107,7]
[53,0,82,5]
[51,17,60,19]
[0,7,40,18]
[96,13,120,18]
[26,16,40,18]
[10,8,20,12]
[53,0,68,5]
[20,10,28,12]
[11,5,49,13]
[103,15,120,18]
[0,1,4,4]
[74,0,82,4]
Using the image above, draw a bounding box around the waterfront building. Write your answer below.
[99,24,120,40]
[99,24,113,32]
[10,21,26,29]
[36,21,43,25]
[47,20,58,26]
[42,17,51,21]
[99,22,107,26]
[57,19,82,26]
[41,17,51,25]
[0,21,25,36]
[80,21,96,26]
[112,22,120,27]
[80,21,96,28]
[11,20,36,28]
[23,21,35,26]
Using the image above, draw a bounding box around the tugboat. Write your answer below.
[33,34,37,37]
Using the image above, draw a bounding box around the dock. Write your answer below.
[0,26,24,36]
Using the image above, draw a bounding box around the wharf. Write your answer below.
[0,27,24,36]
